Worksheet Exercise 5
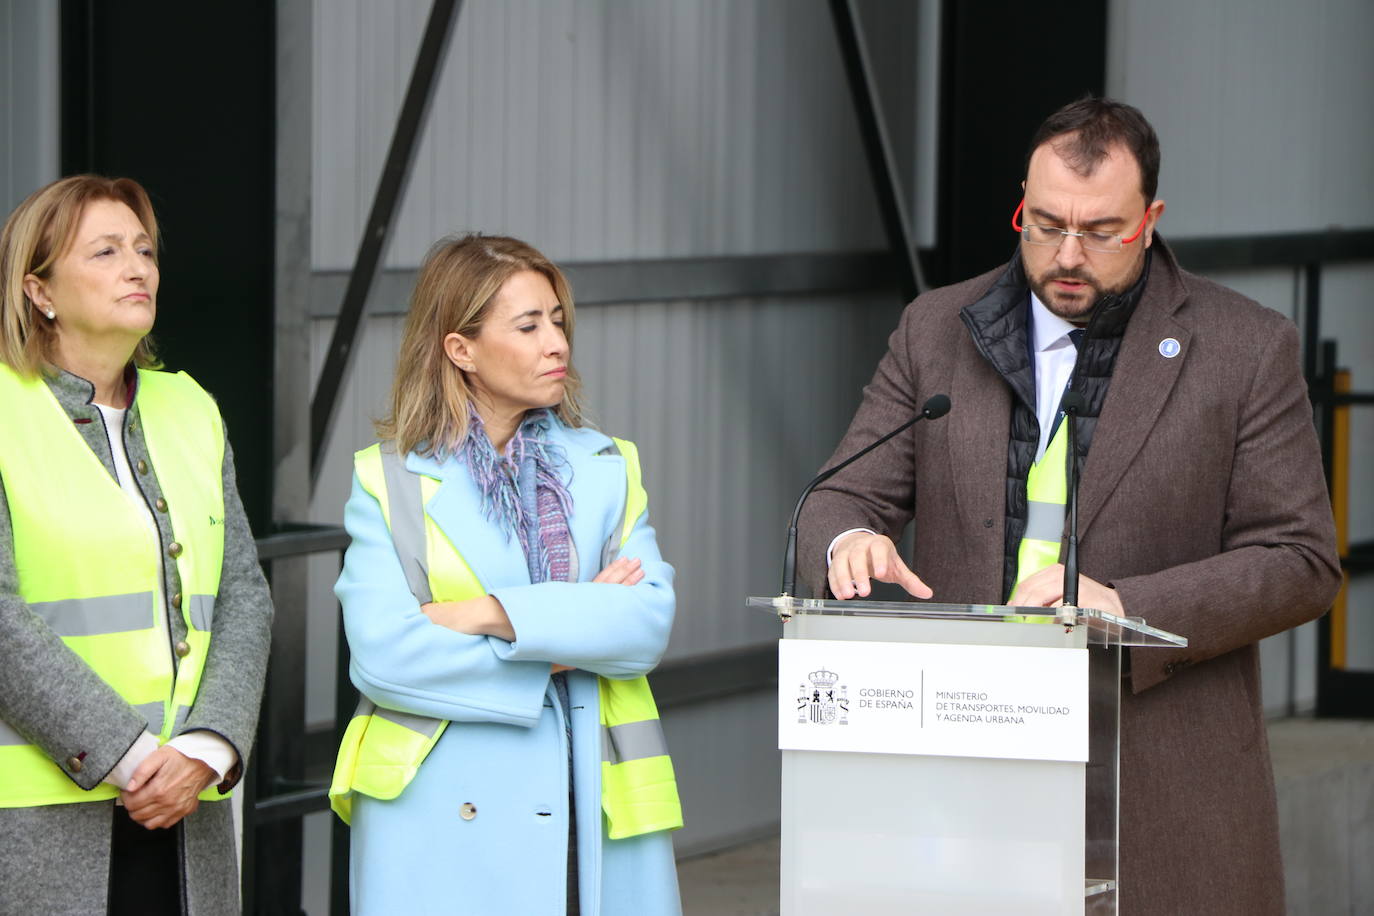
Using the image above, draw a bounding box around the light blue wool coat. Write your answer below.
[337,419,681,915]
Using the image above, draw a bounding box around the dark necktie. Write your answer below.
[1049,329,1085,443]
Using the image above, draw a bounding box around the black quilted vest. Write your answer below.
[958,249,1153,600]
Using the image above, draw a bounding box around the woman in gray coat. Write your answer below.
[0,175,273,914]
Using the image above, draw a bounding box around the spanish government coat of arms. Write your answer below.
[797,668,848,726]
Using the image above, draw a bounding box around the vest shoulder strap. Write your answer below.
[353,444,388,526]
[597,437,647,569]
[355,443,440,603]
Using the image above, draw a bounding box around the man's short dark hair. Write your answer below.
[1025,97,1160,202]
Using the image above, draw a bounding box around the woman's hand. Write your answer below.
[593,555,644,586]
[421,595,516,641]
[119,746,218,829]
[423,559,644,668]
[547,558,643,674]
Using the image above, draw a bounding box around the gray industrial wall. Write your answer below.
[299,0,931,858]
[0,0,56,212]
[1,0,1371,909]
[1108,0,1374,703]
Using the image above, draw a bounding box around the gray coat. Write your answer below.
[800,239,1341,915]
[0,368,273,915]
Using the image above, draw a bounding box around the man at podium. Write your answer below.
[798,97,1340,914]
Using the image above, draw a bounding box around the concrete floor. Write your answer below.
[679,836,780,916]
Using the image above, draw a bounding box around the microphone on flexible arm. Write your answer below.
[1059,390,1086,608]
[780,393,952,597]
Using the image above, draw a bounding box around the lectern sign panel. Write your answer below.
[778,638,1088,762]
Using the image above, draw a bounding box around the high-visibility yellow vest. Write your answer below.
[330,438,683,840]
[1012,419,1069,595]
[0,365,226,807]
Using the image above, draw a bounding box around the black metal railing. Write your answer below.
[241,523,351,916]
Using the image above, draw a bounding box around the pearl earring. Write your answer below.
[44,309,55,320]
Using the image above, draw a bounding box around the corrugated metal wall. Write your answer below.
[311,0,886,267]
[0,0,57,212]
[302,0,926,856]
[1108,0,1374,699]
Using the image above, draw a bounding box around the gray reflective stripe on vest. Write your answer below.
[137,700,166,735]
[350,694,442,738]
[1024,499,1066,544]
[188,594,215,631]
[375,706,444,738]
[379,448,434,604]
[597,442,623,569]
[171,704,192,736]
[135,703,166,736]
[29,592,154,637]
[601,718,670,765]
[373,452,459,743]
[0,719,27,746]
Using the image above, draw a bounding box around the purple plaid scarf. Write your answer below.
[458,409,574,583]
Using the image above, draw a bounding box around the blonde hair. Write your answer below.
[0,175,162,374]
[379,233,585,456]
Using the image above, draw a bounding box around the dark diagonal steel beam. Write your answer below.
[310,0,462,482]
[828,0,927,301]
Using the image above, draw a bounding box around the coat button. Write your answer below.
[167,542,183,559]
[1164,662,1177,675]
[66,756,84,774]
[459,802,477,820]
[171,592,182,610]
[175,641,191,658]
[136,459,148,475]
[155,497,168,513]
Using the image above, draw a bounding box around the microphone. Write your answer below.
[1060,390,1085,607]
[781,393,952,597]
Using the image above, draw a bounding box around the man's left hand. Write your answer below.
[1008,564,1124,616]
[120,746,217,829]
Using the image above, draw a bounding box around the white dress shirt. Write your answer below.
[94,404,236,789]
[1028,292,1083,461]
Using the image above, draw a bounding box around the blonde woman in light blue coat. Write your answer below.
[336,234,682,915]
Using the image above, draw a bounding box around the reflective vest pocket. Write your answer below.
[329,698,447,824]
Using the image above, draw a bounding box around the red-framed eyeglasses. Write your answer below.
[1012,198,1149,253]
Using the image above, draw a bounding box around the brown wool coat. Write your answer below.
[799,240,1341,915]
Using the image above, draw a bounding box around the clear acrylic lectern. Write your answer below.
[746,596,1186,916]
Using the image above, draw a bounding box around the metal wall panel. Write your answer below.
[1109,0,1374,712]
[312,0,885,270]
[0,0,57,212]
[1108,0,1374,237]
[663,689,779,857]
